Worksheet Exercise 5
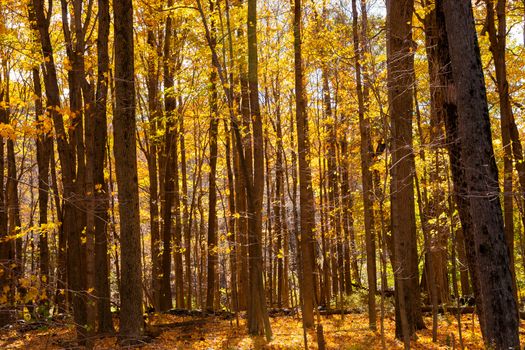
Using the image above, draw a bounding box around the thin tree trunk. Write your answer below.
[293,0,316,329]
[94,0,113,331]
[351,0,376,329]
[206,8,219,309]
[33,67,51,291]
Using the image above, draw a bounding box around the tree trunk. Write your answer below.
[33,67,51,291]
[351,0,376,329]
[386,0,424,340]
[145,27,161,311]
[246,0,272,338]
[0,81,14,327]
[206,15,219,310]
[113,0,144,341]
[293,0,316,329]
[441,0,520,347]
[94,0,113,331]
[484,0,521,301]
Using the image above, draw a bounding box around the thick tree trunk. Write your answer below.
[113,0,144,341]
[442,0,520,347]
[386,0,424,340]
[246,0,272,338]
[484,0,521,300]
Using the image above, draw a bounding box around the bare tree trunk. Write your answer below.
[442,0,519,347]
[32,0,87,339]
[0,79,14,327]
[113,0,144,341]
[351,0,376,329]
[386,0,424,341]
[206,8,219,309]
[94,0,113,331]
[159,0,176,310]
[33,67,51,292]
[293,0,316,329]
[484,0,521,301]
[246,0,272,338]
[145,27,161,311]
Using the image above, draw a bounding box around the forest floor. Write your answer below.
[0,311,520,349]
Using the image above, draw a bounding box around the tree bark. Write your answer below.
[386,0,424,340]
[442,0,520,347]
[352,0,376,329]
[94,0,114,331]
[246,0,272,338]
[293,0,316,329]
[484,0,521,301]
[113,0,144,341]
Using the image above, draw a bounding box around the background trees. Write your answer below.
[0,0,524,347]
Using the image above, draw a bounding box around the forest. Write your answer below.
[1,0,525,348]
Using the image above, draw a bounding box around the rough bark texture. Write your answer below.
[485,0,522,300]
[442,0,520,347]
[386,0,424,339]
[247,0,272,338]
[113,0,144,341]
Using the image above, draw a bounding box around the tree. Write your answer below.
[293,0,316,329]
[484,0,525,300]
[386,0,424,341]
[352,0,376,330]
[94,0,114,332]
[442,0,520,347]
[246,0,272,338]
[113,0,144,342]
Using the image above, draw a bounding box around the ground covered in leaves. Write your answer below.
[0,312,522,349]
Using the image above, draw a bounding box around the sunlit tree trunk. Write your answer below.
[246,0,272,338]
[352,0,376,329]
[293,0,316,329]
